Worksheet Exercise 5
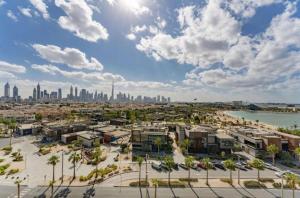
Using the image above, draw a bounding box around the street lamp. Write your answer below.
[61,149,64,183]
[145,154,149,185]
[238,156,240,185]
[14,177,26,198]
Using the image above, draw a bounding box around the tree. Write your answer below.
[14,179,22,198]
[184,156,195,185]
[267,144,279,165]
[224,159,235,184]
[164,156,175,186]
[92,147,102,179]
[35,113,43,122]
[154,137,162,156]
[256,120,259,125]
[136,156,144,187]
[181,139,190,154]
[251,158,264,181]
[294,147,300,163]
[68,152,81,179]
[8,120,16,148]
[201,157,212,185]
[151,178,159,198]
[47,155,60,185]
[285,173,299,198]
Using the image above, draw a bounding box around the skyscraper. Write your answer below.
[33,88,37,100]
[4,82,10,98]
[58,88,62,100]
[37,83,41,100]
[110,81,114,102]
[70,86,73,99]
[75,87,78,99]
[13,85,18,98]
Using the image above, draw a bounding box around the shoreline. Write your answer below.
[218,111,277,131]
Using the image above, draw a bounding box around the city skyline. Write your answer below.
[1,81,171,103]
[0,0,300,102]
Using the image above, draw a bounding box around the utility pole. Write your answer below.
[238,156,240,185]
[145,154,149,184]
[281,176,284,198]
[61,150,64,183]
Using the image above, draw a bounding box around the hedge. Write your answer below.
[244,181,266,188]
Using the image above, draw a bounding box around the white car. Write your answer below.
[275,170,292,178]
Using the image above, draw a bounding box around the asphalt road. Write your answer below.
[20,186,300,198]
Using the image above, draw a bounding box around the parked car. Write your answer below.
[173,163,179,170]
[160,162,170,171]
[275,170,292,178]
[235,162,247,171]
[179,163,189,170]
[213,162,226,170]
[264,163,279,171]
[241,161,252,169]
[151,162,162,171]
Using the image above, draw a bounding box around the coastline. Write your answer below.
[218,111,278,131]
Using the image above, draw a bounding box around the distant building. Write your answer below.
[4,82,10,98]
[13,85,18,98]
[58,88,62,100]
[37,83,41,100]
[33,88,37,100]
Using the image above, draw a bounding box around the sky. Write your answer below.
[0,0,300,103]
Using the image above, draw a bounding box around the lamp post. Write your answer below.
[119,152,122,192]
[238,156,240,185]
[281,175,284,198]
[61,150,64,183]
[145,154,149,185]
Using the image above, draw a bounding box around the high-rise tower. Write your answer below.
[4,82,10,98]
[110,81,114,102]
[37,83,41,100]
[13,85,18,98]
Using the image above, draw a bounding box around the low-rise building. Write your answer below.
[17,124,41,135]
[131,125,170,154]
[61,131,102,147]
[227,127,300,157]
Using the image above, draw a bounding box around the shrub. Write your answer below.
[259,178,274,183]
[2,146,12,152]
[7,168,19,175]
[0,159,4,163]
[79,176,87,182]
[244,181,266,189]
[220,178,232,184]
[179,178,198,182]
[129,180,149,187]
[273,182,282,188]
[157,180,186,188]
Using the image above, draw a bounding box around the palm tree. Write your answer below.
[201,157,212,185]
[184,156,195,185]
[181,139,190,154]
[92,147,102,179]
[285,173,299,198]
[251,158,264,181]
[294,147,300,163]
[154,137,162,156]
[68,151,81,179]
[223,159,235,184]
[151,178,159,198]
[136,156,144,187]
[8,120,16,147]
[267,144,279,165]
[164,156,175,186]
[256,120,259,126]
[47,155,60,184]
[14,179,22,198]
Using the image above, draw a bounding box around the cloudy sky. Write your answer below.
[0,0,300,103]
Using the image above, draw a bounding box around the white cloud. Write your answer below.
[126,33,136,40]
[7,10,18,22]
[32,44,104,71]
[0,71,16,79]
[31,64,124,82]
[0,0,5,7]
[0,60,26,73]
[136,0,240,67]
[55,0,109,42]
[29,0,49,19]
[108,0,151,16]
[225,0,283,18]
[131,25,147,33]
[18,7,32,17]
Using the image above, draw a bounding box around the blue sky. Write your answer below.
[0,0,300,102]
